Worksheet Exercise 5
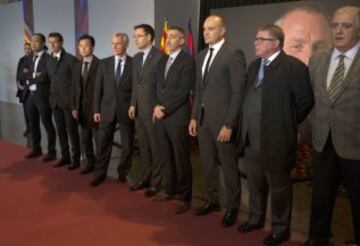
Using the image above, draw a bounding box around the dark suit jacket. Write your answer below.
[155,51,195,126]
[240,51,314,170]
[309,48,360,160]
[191,41,246,132]
[48,49,78,110]
[94,55,133,124]
[16,55,31,103]
[131,46,165,120]
[71,56,100,127]
[20,51,53,102]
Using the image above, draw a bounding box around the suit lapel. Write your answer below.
[139,47,155,80]
[202,42,227,88]
[164,51,182,86]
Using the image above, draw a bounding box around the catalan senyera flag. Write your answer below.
[185,18,194,56]
[74,0,89,57]
[22,0,34,44]
[159,18,169,55]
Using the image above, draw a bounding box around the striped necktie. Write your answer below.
[328,54,345,102]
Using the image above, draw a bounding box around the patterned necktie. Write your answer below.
[164,56,173,79]
[255,59,268,88]
[328,54,345,102]
[82,61,89,82]
[202,47,214,85]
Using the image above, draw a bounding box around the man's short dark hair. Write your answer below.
[33,33,46,44]
[48,32,64,43]
[259,24,285,48]
[134,24,155,42]
[168,26,185,38]
[78,34,95,47]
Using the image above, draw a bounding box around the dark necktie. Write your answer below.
[115,59,122,86]
[328,54,345,102]
[202,48,214,86]
[31,55,38,72]
[82,61,89,82]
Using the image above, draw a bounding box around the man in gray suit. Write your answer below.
[128,24,165,196]
[153,26,195,214]
[238,24,314,246]
[305,6,360,246]
[189,15,246,227]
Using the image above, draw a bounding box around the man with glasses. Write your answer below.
[238,24,314,245]
[128,24,165,196]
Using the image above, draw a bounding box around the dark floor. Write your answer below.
[0,100,355,245]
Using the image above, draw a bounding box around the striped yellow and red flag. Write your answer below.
[159,18,169,54]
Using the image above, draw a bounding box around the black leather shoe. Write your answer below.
[25,149,42,159]
[174,201,191,214]
[221,210,238,227]
[128,181,150,191]
[193,203,220,216]
[238,222,264,233]
[89,176,106,187]
[303,238,330,246]
[144,187,159,197]
[263,231,290,246]
[42,152,56,162]
[68,163,80,170]
[53,159,71,167]
[117,175,127,183]
[80,166,94,175]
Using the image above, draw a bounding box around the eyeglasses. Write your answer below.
[255,37,277,42]
[133,34,148,39]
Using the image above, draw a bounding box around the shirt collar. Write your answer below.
[333,40,360,61]
[264,50,281,65]
[83,55,94,63]
[209,38,225,52]
[141,45,152,57]
[53,50,62,59]
[168,49,181,60]
[34,49,45,58]
[115,54,127,63]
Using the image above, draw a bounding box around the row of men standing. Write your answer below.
[16,5,360,246]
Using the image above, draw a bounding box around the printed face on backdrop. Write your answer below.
[279,9,332,65]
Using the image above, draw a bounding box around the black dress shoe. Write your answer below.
[263,231,290,246]
[42,152,56,162]
[238,222,264,233]
[53,159,71,167]
[221,210,238,227]
[303,238,330,246]
[193,203,220,216]
[25,149,42,159]
[144,187,159,197]
[68,163,80,170]
[117,175,127,183]
[128,181,150,191]
[80,166,94,175]
[90,176,106,187]
[174,201,191,214]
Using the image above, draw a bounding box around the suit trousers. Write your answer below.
[80,125,99,169]
[309,134,360,244]
[95,118,134,179]
[26,92,56,154]
[198,113,241,210]
[155,121,192,201]
[53,106,81,163]
[134,117,162,189]
[243,146,292,235]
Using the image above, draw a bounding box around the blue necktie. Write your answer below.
[255,59,267,88]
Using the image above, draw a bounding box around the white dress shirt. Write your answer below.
[201,38,225,77]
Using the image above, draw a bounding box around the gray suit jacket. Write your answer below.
[131,46,165,120]
[309,47,360,160]
[191,41,246,132]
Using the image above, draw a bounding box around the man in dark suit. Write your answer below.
[21,33,57,161]
[188,15,246,227]
[16,42,33,137]
[237,24,314,245]
[305,6,360,246]
[128,24,165,196]
[71,35,100,176]
[48,32,81,169]
[153,26,195,214]
[90,33,134,187]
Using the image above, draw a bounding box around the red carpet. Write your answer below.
[0,140,299,246]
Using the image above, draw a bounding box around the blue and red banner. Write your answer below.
[74,0,89,57]
[185,18,194,56]
[22,0,34,44]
